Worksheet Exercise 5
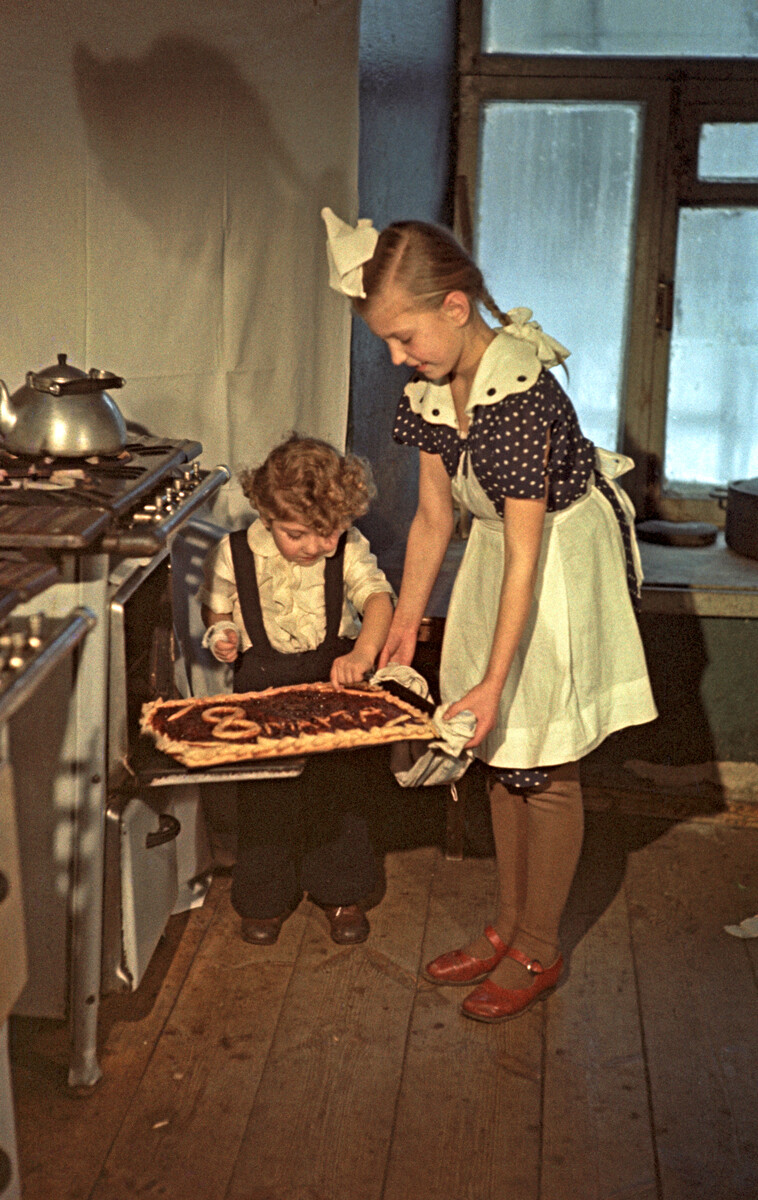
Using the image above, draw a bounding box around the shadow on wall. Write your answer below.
[70,33,350,457]
[72,35,306,258]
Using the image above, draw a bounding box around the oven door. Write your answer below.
[101,791,179,993]
[108,549,176,787]
[104,552,214,994]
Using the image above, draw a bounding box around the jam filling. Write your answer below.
[152,686,428,743]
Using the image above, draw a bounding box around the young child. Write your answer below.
[322,208,657,1020]
[197,433,394,946]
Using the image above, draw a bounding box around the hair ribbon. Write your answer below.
[503,307,570,367]
[321,207,379,298]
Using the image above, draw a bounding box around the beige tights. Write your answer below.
[465,763,584,989]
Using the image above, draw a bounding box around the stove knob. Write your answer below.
[28,612,44,649]
[9,631,26,670]
[0,634,10,672]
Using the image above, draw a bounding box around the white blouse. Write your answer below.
[197,519,395,655]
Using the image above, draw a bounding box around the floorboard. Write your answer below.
[625,822,758,1200]
[8,807,758,1200]
[10,872,224,1200]
[226,847,437,1200]
[383,856,543,1200]
[542,887,658,1200]
[90,877,309,1200]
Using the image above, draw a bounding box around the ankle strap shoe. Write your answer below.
[460,950,563,1022]
[422,925,510,986]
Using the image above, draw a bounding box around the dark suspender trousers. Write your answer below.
[228,529,379,920]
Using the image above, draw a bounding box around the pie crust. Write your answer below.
[140,680,436,768]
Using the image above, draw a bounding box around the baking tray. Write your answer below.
[128,733,306,787]
[129,679,436,786]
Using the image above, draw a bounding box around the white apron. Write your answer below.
[440,448,658,769]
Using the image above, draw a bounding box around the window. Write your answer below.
[456,3,758,520]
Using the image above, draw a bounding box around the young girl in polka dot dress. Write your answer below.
[322,209,657,1023]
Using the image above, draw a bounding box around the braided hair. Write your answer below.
[355,221,511,327]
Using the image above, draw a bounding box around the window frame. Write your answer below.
[455,3,758,521]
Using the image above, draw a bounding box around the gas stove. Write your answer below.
[0,435,230,555]
[2,429,232,1091]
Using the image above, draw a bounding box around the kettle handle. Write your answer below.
[28,371,125,396]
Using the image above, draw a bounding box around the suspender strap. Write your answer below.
[229,527,271,651]
[229,527,349,653]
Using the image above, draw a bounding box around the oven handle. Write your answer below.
[145,812,181,849]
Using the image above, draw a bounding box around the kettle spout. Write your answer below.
[0,380,8,409]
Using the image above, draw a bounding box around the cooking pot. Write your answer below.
[712,478,758,561]
[0,353,127,457]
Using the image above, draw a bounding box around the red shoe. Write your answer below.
[422,925,509,986]
[460,948,563,1022]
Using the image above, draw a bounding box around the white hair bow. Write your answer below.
[503,307,570,367]
[321,206,379,298]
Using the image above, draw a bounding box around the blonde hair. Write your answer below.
[355,220,512,327]
[239,433,375,535]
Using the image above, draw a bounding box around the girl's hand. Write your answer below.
[377,623,418,669]
[330,647,375,687]
[444,681,501,749]
[212,629,239,663]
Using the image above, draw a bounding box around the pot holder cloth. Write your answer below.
[370,665,475,787]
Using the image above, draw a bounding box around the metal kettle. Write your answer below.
[0,353,127,457]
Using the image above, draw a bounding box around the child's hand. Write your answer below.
[330,648,374,687]
[211,628,240,663]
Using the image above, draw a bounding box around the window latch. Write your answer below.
[655,280,674,331]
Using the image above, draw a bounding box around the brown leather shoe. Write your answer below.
[422,925,509,986]
[322,904,370,945]
[240,913,289,945]
[460,949,563,1022]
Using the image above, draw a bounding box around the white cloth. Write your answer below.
[201,619,243,661]
[0,6,361,532]
[196,519,394,654]
[321,206,379,298]
[441,457,658,769]
[724,914,758,939]
[371,664,475,787]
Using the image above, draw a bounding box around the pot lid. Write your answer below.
[729,477,758,498]
[27,353,124,396]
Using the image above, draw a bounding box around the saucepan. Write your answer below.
[711,478,758,561]
[0,353,127,457]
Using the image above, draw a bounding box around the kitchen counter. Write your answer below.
[638,533,758,617]
[382,530,758,627]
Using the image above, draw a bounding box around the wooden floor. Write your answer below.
[9,787,758,1200]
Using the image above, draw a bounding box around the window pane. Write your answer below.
[665,209,758,486]
[475,101,642,451]
[699,124,758,182]
[483,0,758,57]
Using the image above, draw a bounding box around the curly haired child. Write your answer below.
[198,433,394,946]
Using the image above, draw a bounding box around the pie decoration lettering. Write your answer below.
[140,680,437,768]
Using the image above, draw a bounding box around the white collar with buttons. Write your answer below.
[402,327,547,429]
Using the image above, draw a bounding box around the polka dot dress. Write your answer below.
[393,356,641,793]
[394,369,596,516]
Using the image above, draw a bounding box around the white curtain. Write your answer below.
[0,0,360,526]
